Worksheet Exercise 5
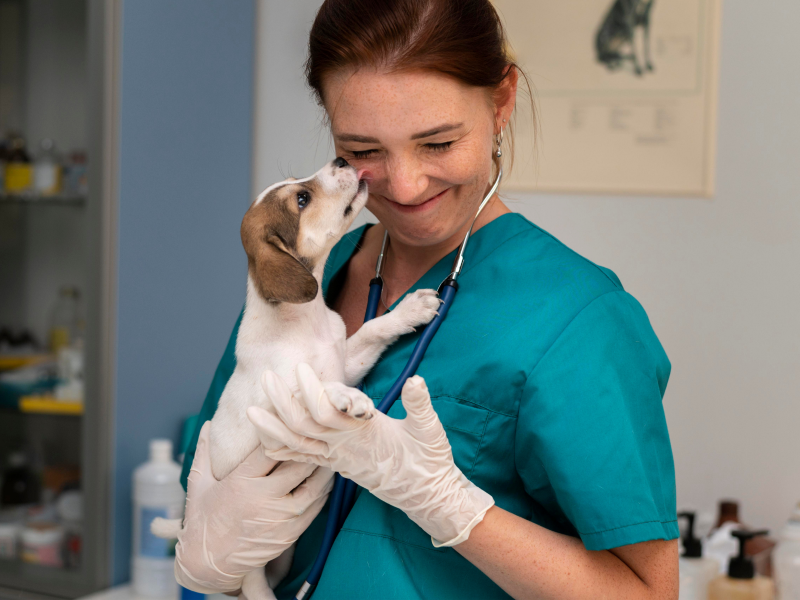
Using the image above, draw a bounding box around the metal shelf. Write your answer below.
[0,193,87,207]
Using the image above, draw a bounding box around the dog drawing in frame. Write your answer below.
[595,0,656,76]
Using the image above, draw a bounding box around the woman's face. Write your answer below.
[323,68,509,248]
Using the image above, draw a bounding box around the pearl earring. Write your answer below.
[495,127,504,158]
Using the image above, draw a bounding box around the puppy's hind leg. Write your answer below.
[150,517,182,539]
[240,568,277,600]
[265,544,296,590]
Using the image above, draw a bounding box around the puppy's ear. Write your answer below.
[251,240,318,303]
[241,210,318,304]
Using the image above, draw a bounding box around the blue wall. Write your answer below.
[114,0,254,583]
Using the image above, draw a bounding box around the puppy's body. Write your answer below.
[210,278,348,481]
[155,159,439,599]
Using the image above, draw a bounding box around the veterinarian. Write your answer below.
[177,0,680,598]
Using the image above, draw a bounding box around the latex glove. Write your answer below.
[246,364,494,547]
[174,421,334,593]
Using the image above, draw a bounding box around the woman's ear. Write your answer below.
[494,65,519,128]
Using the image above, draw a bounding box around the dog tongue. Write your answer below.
[357,168,373,182]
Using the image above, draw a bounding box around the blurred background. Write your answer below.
[0,0,797,598]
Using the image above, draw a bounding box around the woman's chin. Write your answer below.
[383,219,453,247]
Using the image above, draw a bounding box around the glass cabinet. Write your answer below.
[0,0,115,596]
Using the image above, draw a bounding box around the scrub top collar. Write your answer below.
[323,212,530,311]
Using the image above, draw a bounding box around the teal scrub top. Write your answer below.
[180,212,678,599]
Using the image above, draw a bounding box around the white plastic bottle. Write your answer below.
[775,503,800,600]
[132,440,185,598]
[679,511,720,600]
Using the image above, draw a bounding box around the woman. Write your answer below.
[176,0,679,598]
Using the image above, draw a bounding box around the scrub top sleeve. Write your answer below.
[179,309,243,491]
[516,290,678,551]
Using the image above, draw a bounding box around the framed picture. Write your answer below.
[493,0,721,196]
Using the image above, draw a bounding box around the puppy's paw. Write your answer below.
[323,382,375,419]
[392,288,441,330]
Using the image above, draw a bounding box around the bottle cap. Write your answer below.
[729,529,769,579]
[149,439,173,463]
[678,511,702,558]
[717,500,739,525]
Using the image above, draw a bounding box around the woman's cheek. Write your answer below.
[440,141,487,185]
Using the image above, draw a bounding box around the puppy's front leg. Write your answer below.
[344,288,440,386]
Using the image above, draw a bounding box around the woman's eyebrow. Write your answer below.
[336,133,380,143]
[335,122,464,144]
[410,122,464,140]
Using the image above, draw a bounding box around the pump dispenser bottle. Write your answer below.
[132,440,185,597]
[679,511,719,600]
[708,530,775,600]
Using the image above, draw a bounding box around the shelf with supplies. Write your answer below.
[0,0,113,594]
[0,191,87,206]
[0,352,84,416]
[19,396,84,416]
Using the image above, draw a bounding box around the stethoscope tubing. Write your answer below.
[296,169,501,599]
[298,282,458,598]
[338,281,458,526]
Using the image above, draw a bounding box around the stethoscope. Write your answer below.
[294,167,503,599]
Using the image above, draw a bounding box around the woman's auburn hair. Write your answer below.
[304,0,536,177]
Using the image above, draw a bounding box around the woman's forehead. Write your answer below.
[326,68,489,139]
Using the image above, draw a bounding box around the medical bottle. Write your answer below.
[678,511,719,600]
[708,530,775,600]
[132,439,185,598]
[775,502,800,599]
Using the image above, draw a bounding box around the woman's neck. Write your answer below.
[377,195,510,306]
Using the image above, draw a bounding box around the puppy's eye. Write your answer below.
[297,191,310,209]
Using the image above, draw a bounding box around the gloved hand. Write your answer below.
[174,421,334,593]
[246,364,494,547]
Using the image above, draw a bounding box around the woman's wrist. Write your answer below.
[431,482,495,547]
[406,467,494,548]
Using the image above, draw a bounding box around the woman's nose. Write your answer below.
[386,157,427,204]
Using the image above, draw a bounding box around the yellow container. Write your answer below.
[49,327,70,352]
[5,162,33,192]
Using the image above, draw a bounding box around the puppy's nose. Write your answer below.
[333,157,350,169]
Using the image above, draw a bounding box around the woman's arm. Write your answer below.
[250,367,679,600]
[456,505,679,600]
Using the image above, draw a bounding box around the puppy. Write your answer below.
[153,157,440,598]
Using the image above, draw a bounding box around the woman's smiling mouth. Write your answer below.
[383,188,450,214]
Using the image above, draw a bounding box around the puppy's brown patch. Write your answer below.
[241,183,320,303]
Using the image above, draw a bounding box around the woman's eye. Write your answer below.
[297,191,310,208]
[349,141,452,160]
[426,141,453,152]
[351,149,377,159]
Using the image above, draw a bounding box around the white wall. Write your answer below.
[253,0,376,230]
[253,1,800,536]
